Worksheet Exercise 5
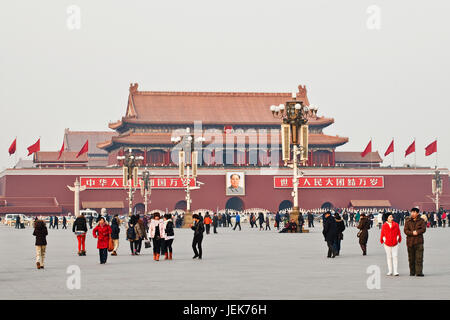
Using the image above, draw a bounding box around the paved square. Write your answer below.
[1,223,449,299]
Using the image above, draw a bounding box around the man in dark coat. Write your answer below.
[212,213,218,234]
[54,216,59,229]
[88,215,93,229]
[275,212,281,230]
[334,213,345,256]
[404,207,426,276]
[15,215,20,229]
[62,216,67,229]
[49,216,54,229]
[357,213,370,255]
[298,213,304,233]
[307,212,314,228]
[191,214,204,259]
[342,212,349,227]
[322,211,337,258]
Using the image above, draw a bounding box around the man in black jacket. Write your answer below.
[307,212,314,228]
[191,214,204,259]
[322,211,337,258]
[212,213,218,234]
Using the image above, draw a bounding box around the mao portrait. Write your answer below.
[226,172,245,196]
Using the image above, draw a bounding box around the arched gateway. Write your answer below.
[225,197,244,211]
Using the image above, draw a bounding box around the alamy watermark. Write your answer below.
[366,5,381,30]
[66,265,81,290]
[366,265,381,290]
[67,5,81,30]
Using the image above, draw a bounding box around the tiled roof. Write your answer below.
[335,152,382,163]
[110,83,335,128]
[97,131,349,150]
[350,200,392,208]
[64,129,117,155]
[34,151,88,162]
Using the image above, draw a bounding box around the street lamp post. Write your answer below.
[140,169,152,215]
[171,127,205,228]
[270,92,318,232]
[117,149,144,217]
[431,168,443,212]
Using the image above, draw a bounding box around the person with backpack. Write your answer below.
[357,213,371,256]
[72,213,88,256]
[203,213,212,235]
[92,217,112,264]
[110,215,120,256]
[191,214,204,259]
[33,219,48,269]
[161,214,175,260]
[126,215,139,255]
[134,216,148,255]
[149,212,165,261]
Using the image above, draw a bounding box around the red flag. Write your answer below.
[425,140,437,156]
[27,139,40,156]
[57,141,65,160]
[76,140,88,158]
[405,140,415,157]
[384,140,394,157]
[8,138,16,155]
[361,140,372,158]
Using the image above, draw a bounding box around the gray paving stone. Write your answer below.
[0,223,448,300]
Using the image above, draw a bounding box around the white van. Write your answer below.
[79,209,99,220]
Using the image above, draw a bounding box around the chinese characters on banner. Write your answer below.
[274,176,384,189]
[80,177,196,189]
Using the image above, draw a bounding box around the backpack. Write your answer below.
[165,221,174,237]
[127,224,136,240]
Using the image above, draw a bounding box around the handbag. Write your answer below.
[108,237,114,252]
[144,240,151,249]
[357,230,362,238]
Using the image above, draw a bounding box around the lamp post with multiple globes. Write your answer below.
[117,149,144,216]
[270,92,318,231]
[171,128,205,227]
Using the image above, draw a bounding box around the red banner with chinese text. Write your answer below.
[274,176,384,189]
[80,177,196,189]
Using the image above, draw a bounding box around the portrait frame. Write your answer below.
[225,171,245,196]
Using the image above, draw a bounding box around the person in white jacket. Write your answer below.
[161,214,175,260]
[149,213,165,261]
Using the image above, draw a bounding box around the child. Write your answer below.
[92,217,112,264]
[33,220,48,269]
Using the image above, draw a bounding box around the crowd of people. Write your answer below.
[321,207,428,277]
[27,206,447,276]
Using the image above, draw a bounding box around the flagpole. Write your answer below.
[436,137,438,169]
[414,137,416,169]
[370,137,372,170]
[392,137,395,168]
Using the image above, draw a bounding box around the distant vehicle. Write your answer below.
[3,214,30,226]
[79,209,99,220]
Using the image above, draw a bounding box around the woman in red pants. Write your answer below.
[73,213,88,256]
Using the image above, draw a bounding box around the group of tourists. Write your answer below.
[321,207,427,277]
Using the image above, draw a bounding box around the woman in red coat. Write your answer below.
[93,217,112,264]
[380,214,402,276]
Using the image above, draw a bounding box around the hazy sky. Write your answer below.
[1,0,449,171]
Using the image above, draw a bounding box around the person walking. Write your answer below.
[342,212,349,227]
[135,216,148,255]
[298,213,304,233]
[72,213,88,256]
[126,215,138,255]
[307,212,314,228]
[442,211,447,228]
[275,212,281,230]
[62,216,67,229]
[322,211,337,258]
[258,212,265,231]
[15,215,20,229]
[349,212,354,227]
[357,213,370,255]
[149,212,164,261]
[191,214,204,259]
[54,216,59,229]
[212,213,218,234]
[49,216,53,229]
[33,219,48,269]
[92,217,112,265]
[204,213,212,235]
[334,213,345,256]
[161,214,175,260]
[233,213,241,231]
[110,215,120,256]
[265,214,271,231]
[88,215,93,229]
[404,207,426,276]
[380,214,402,276]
